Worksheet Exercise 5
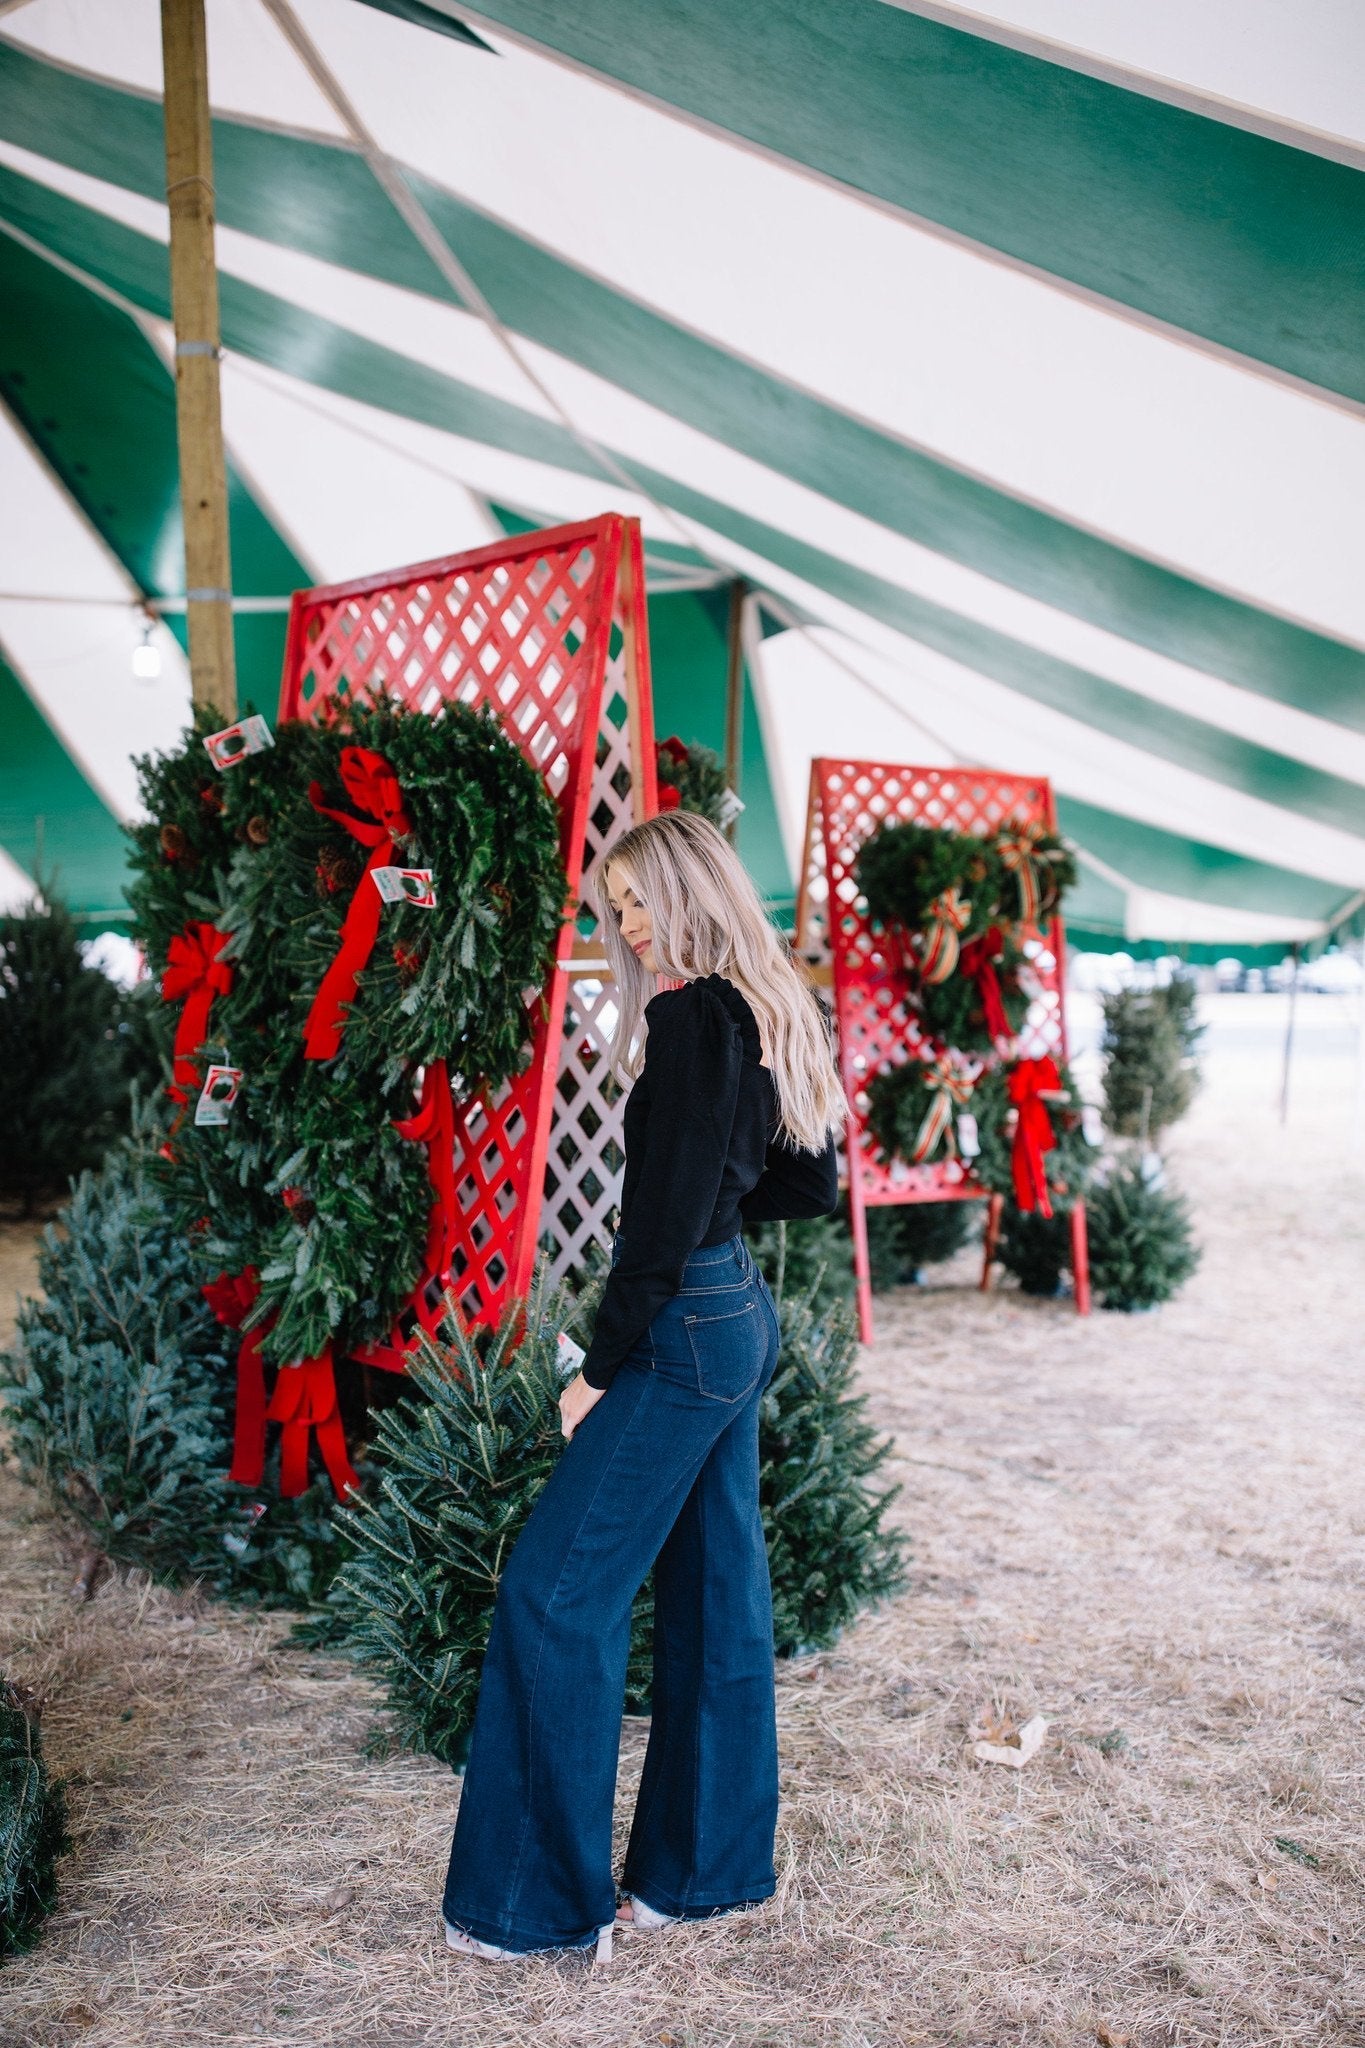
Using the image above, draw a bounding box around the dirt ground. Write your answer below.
[0,994,1361,2047]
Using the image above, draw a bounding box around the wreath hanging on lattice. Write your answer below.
[855,812,1083,1208]
[126,702,567,1492]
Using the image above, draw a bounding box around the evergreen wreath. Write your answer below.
[125,700,566,1403]
[864,1054,978,1170]
[654,734,734,828]
[855,819,1000,950]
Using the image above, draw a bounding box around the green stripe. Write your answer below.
[462,0,1365,404]
[0,643,131,921]
[1,61,1361,732]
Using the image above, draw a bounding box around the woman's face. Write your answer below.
[606,864,658,974]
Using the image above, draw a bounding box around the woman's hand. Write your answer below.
[559,1370,606,1441]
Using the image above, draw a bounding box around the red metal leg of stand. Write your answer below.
[980,1192,1003,1291]
[849,1194,875,1347]
[1070,1198,1092,1316]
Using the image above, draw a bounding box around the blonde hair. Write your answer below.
[592,810,844,1152]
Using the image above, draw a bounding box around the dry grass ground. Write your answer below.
[0,997,1361,2047]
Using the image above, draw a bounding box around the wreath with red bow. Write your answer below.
[126,702,566,1497]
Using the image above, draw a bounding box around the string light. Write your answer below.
[132,616,161,681]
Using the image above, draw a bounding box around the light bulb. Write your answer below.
[132,619,161,680]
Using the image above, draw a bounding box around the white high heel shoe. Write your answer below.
[443,1914,617,1964]
[616,1893,678,1933]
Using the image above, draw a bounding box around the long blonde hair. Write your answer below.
[592,811,844,1152]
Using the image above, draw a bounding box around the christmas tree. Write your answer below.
[0,1113,350,1611]
[327,1269,651,1765]
[1101,976,1204,1138]
[329,1254,907,1761]
[1086,1158,1201,1311]
[0,888,132,1211]
[0,1681,68,1960]
[759,1253,907,1655]
[996,1207,1071,1296]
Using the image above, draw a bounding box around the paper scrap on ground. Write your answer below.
[973,1712,1048,1768]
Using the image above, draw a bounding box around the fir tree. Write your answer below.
[0,889,130,1211]
[746,1210,854,1314]
[330,1254,908,1761]
[996,1207,1071,1296]
[1101,976,1204,1138]
[327,1270,647,1765]
[759,1246,907,1654]
[0,1114,350,1609]
[1087,1158,1201,1311]
[0,1682,69,1961]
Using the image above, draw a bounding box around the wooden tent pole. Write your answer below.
[161,0,237,720]
[723,576,746,843]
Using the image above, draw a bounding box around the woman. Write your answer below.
[442,809,843,1959]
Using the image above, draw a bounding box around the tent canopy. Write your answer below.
[0,0,1362,950]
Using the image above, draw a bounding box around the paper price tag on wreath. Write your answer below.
[371,865,437,909]
[203,715,274,771]
[195,1063,243,1126]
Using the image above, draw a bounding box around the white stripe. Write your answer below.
[0,406,191,818]
[0,841,39,914]
[1121,890,1326,948]
[0,0,352,136]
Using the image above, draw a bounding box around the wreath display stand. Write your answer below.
[794,759,1090,1343]
[277,514,657,1365]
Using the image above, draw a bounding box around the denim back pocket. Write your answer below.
[683,1295,765,1404]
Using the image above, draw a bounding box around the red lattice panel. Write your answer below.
[278,515,656,1358]
[795,759,1078,1340]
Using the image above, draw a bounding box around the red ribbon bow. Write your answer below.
[203,1268,275,1489]
[265,1343,359,1500]
[303,747,413,1061]
[161,922,234,1103]
[204,1272,357,1498]
[959,925,1013,1046]
[1008,1055,1062,1217]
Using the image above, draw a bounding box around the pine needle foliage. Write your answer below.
[759,1245,907,1655]
[330,1253,908,1760]
[0,889,131,1210]
[0,1115,349,1609]
[328,1271,649,1766]
[1087,1159,1201,1312]
[1100,977,1205,1138]
[0,1683,69,1962]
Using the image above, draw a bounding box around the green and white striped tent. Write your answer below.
[1,0,1363,954]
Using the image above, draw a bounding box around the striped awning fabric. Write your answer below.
[0,0,1361,950]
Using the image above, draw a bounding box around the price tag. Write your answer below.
[203,715,273,771]
[556,1332,587,1378]
[371,865,437,909]
[195,1063,243,1126]
[956,1111,980,1158]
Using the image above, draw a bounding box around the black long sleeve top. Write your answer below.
[580,974,840,1390]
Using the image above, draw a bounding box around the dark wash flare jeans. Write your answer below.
[442,1233,782,1953]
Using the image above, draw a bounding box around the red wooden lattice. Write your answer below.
[277,515,657,1367]
[795,759,1089,1343]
